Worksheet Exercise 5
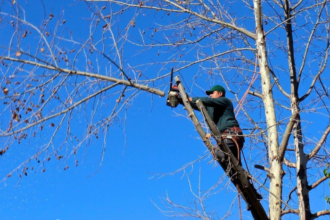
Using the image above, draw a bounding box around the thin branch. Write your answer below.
[308,125,330,160]
[281,209,299,216]
[0,12,58,67]
[292,0,303,10]
[0,83,120,137]
[129,27,225,47]
[269,68,290,98]
[265,15,295,37]
[87,0,257,40]
[164,0,257,39]
[248,174,293,210]
[240,106,268,141]
[297,0,327,84]
[309,176,329,190]
[284,186,297,209]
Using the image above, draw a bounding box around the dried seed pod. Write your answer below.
[22,31,28,38]
[3,88,9,95]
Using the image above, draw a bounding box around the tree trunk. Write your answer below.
[283,0,312,218]
[253,1,282,219]
[294,114,312,219]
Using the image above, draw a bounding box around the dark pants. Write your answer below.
[214,138,240,162]
[214,138,241,179]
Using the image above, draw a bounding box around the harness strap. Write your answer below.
[221,127,244,162]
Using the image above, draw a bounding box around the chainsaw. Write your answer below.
[166,68,180,108]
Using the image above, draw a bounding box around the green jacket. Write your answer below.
[190,97,239,132]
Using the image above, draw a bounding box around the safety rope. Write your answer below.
[237,183,242,220]
[230,137,241,163]
[233,54,259,203]
[230,137,242,220]
[235,54,259,117]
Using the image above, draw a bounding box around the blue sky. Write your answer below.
[0,94,241,220]
[0,0,330,220]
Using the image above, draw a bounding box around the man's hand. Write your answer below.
[188,97,192,102]
[205,133,212,139]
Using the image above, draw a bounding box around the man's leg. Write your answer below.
[214,146,225,161]
[224,138,239,161]
[213,138,240,162]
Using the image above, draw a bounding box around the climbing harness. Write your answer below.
[221,127,245,162]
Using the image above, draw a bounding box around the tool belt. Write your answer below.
[221,127,245,149]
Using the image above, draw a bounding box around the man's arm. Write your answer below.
[189,98,200,110]
[178,97,200,110]
[191,97,228,107]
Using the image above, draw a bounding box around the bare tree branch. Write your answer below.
[1,83,118,137]
[292,0,303,10]
[278,112,298,162]
[0,56,165,96]
[308,125,330,160]
[309,176,329,190]
[281,209,299,216]
[87,0,257,40]
[311,210,330,220]
[297,0,327,85]
[284,158,296,168]
[269,68,290,98]
[248,90,263,99]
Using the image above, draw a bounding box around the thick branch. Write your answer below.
[278,112,299,162]
[284,158,296,168]
[248,90,263,99]
[196,100,270,220]
[311,210,330,220]
[0,56,165,96]
[174,76,213,152]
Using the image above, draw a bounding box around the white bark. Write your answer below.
[253,1,282,219]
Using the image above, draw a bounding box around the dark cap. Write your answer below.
[206,85,226,96]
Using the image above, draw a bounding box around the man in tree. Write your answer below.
[182,85,244,162]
